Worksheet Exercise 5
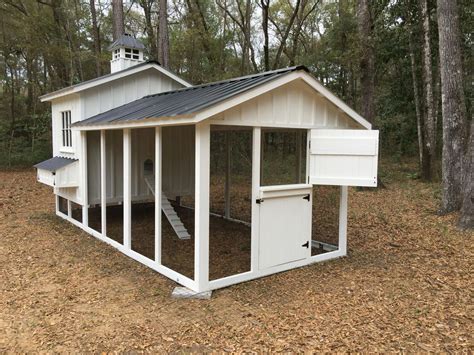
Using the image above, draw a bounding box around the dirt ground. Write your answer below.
[0,160,472,352]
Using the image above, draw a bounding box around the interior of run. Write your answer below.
[311,186,340,255]
[209,126,253,280]
[61,124,343,285]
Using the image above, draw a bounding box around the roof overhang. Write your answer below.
[72,70,371,131]
[40,62,192,102]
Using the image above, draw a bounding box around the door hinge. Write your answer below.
[302,241,309,248]
[303,194,310,201]
[256,198,264,204]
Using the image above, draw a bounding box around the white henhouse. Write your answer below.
[35,34,379,293]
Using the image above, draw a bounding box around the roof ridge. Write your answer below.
[143,65,308,99]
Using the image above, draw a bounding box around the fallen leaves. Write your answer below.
[0,162,473,352]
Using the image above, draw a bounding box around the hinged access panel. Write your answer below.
[309,129,379,187]
[258,184,312,270]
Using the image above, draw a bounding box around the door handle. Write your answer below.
[302,241,309,248]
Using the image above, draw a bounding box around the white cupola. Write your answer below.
[108,33,146,73]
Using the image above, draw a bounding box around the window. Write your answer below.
[113,49,120,59]
[61,111,72,148]
[124,48,140,60]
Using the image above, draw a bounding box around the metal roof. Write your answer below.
[34,157,78,172]
[74,66,308,127]
[108,33,146,51]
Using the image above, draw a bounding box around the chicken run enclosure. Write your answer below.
[34,44,379,293]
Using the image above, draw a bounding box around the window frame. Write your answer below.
[61,110,73,151]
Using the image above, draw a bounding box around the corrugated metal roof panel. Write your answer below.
[74,66,307,127]
[34,157,78,172]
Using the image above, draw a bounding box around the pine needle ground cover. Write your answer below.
[0,159,472,352]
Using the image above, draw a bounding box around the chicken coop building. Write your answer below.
[35,34,379,293]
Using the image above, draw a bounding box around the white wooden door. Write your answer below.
[309,129,379,187]
[258,185,312,270]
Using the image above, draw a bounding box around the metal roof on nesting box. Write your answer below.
[72,66,308,128]
[34,156,78,172]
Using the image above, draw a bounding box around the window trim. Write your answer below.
[61,110,73,151]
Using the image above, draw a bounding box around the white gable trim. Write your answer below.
[40,63,192,102]
[194,71,371,129]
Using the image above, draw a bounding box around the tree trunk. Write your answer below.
[408,27,424,169]
[141,0,158,60]
[272,0,301,70]
[437,0,468,213]
[458,121,473,229]
[89,0,102,76]
[112,0,124,40]
[357,0,375,124]
[261,0,270,71]
[420,0,436,181]
[158,0,170,68]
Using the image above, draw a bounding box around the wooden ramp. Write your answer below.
[144,174,191,240]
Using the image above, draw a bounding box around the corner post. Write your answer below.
[194,122,210,292]
[100,130,106,237]
[123,128,131,249]
[81,130,88,226]
[251,127,261,272]
[224,131,231,219]
[338,186,348,255]
[155,127,162,264]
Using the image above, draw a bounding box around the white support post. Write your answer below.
[81,131,88,226]
[67,199,72,218]
[194,123,210,292]
[123,129,131,250]
[251,127,261,272]
[296,130,302,183]
[306,129,311,184]
[100,130,106,237]
[155,127,162,264]
[55,194,59,215]
[338,186,348,255]
[224,131,231,219]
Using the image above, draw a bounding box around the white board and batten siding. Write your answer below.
[309,129,379,187]
[81,68,182,119]
[210,80,362,130]
[50,95,84,203]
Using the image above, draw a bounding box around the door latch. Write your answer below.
[256,198,264,204]
[302,241,309,248]
[303,194,310,201]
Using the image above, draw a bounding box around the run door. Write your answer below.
[258,185,312,270]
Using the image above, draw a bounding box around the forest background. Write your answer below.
[0,0,472,226]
